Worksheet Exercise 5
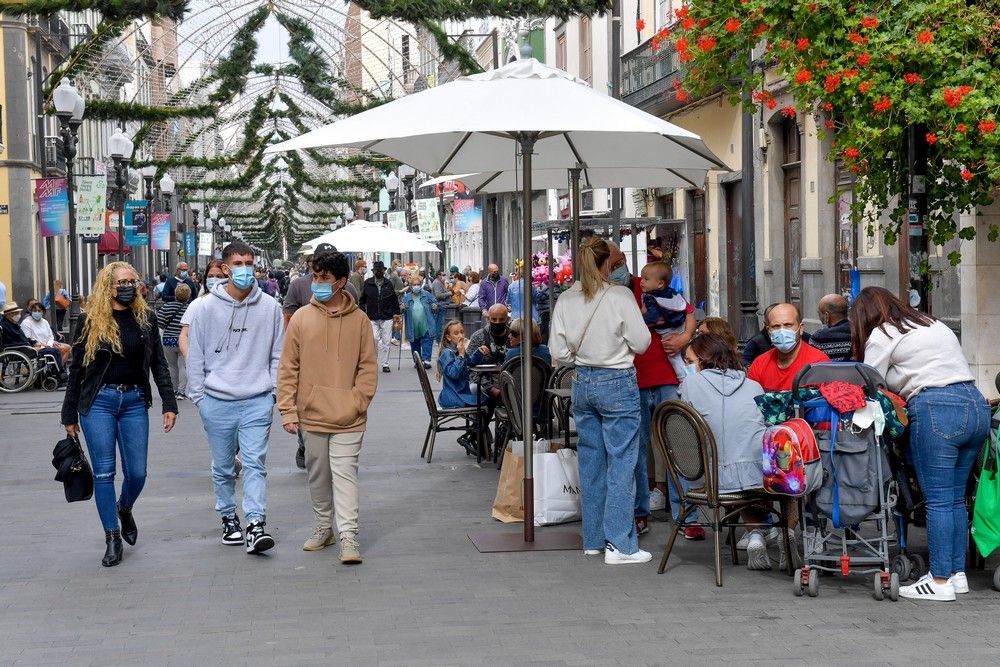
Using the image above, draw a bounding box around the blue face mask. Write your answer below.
[683,364,698,378]
[769,328,799,353]
[206,277,225,291]
[179,271,189,280]
[608,265,631,286]
[31,311,43,321]
[229,266,255,290]
[311,281,335,302]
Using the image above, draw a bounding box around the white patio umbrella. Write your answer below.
[268,56,726,549]
[299,219,441,255]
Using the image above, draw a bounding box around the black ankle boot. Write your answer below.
[102,529,123,567]
[118,503,137,545]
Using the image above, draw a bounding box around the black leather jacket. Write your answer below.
[61,311,178,425]
[359,277,401,321]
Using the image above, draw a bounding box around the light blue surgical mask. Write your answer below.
[770,328,799,353]
[683,364,698,378]
[311,281,335,302]
[206,277,225,291]
[179,271,189,280]
[609,265,631,286]
[229,266,255,290]
[31,311,43,321]
[410,285,422,293]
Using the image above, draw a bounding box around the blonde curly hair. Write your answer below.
[79,262,150,365]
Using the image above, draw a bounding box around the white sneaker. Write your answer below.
[746,531,772,570]
[604,542,652,565]
[648,488,667,512]
[583,549,603,556]
[899,574,956,602]
[949,572,969,594]
[737,526,779,550]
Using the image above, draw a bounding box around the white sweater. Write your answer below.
[20,316,55,346]
[863,319,973,398]
[549,282,651,369]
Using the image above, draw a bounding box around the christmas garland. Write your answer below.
[418,19,483,76]
[2,0,187,21]
[44,18,130,99]
[356,0,610,22]
[84,100,215,122]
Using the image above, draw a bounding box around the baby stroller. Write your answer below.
[789,362,899,600]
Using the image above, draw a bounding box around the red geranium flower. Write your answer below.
[856,52,871,67]
[682,17,695,30]
[843,68,859,79]
[636,18,646,31]
[824,120,835,130]
[696,35,717,52]
[794,69,813,84]
[917,30,933,45]
[797,37,810,51]
[766,98,778,109]
[860,16,879,29]
[873,96,892,112]
[674,6,689,19]
[725,17,741,33]
[807,3,818,11]
[959,85,973,95]
[859,80,872,93]
[781,106,797,119]
[843,147,860,159]
[979,119,997,134]
[821,102,833,112]
[903,73,924,85]
[956,123,968,133]
[675,36,689,52]
[847,32,868,45]
[753,23,768,37]
[824,74,841,93]
[926,133,938,144]
[943,87,968,108]
[961,169,974,182]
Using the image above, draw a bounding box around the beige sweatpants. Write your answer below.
[301,430,363,537]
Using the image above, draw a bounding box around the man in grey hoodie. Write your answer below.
[187,241,284,554]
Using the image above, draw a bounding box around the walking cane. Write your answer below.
[395,314,403,370]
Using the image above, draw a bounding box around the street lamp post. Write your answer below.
[384,172,400,210]
[108,128,134,261]
[209,206,219,255]
[142,164,156,281]
[398,164,416,264]
[191,207,200,271]
[53,78,85,339]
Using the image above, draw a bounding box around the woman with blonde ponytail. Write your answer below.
[61,262,178,567]
[549,237,652,564]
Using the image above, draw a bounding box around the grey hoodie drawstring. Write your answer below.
[213,290,253,354]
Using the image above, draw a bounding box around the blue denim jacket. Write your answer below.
[401,289,437,341]
[437,344,477,408]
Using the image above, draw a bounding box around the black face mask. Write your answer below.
[374,270,385,280]
[114,287,137,307]
[489,322,509,338]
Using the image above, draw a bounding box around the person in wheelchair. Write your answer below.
[2,302,64,373]
[20,301,71,367]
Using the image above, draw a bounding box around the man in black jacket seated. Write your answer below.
[358,261,401,373]
[810,293,853,362]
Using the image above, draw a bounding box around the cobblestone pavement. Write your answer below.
[2,356,999,666]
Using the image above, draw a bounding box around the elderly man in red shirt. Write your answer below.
[747,302,830,392]
[606,243,701,538]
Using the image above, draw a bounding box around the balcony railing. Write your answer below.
[621,35,682,115]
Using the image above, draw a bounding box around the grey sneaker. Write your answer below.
[339,534,362,564]
[746,531,772,570]
[302,526,336,552]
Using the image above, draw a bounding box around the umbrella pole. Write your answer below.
[547,228,554,320]
[570,166,582,279]
[518,131,539,543]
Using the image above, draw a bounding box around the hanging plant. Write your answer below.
[672,0,1000,263]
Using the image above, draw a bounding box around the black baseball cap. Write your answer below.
[314,242,337,254]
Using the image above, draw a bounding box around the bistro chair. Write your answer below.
[412,350,480,463]
[548,365,576,447]
[651,400,792,587]
[493,355,552,465]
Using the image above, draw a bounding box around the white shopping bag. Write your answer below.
[533,447,582,527]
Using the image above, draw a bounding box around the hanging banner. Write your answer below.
[75,175,107,234]
[415,198,440,242]
[452,197,482,233]
[151,212,171,250]
[35,177,69,237]
[198,232,214,257]
[183,231,197,258]
[124,200,149,247]
[386,210,407,231]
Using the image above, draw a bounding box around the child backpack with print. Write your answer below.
[762,418,821,496]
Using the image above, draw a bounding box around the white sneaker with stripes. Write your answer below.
[899,574,956,602]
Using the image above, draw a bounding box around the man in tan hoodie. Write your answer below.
[277,251,377,564]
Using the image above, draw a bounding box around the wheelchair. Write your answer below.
[0,331,64,393]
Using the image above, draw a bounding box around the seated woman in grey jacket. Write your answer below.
[679,332,794,571]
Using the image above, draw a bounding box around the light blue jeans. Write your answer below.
[907,381,991,578]
[634,383,679,518]
[572,366,642,554]
[80,386,149,531]
[197,392,274,524]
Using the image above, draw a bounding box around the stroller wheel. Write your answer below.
[891,555,912,581]
[873,573,884,601]
[807,569,819,597]
[793,568,804,597]
[909,554,926,580]
[993,565,1000,592]
[889,572,900,601]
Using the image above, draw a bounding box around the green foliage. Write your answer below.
[45,18,130,98]
[2,0,187,21]
[355,0,610,22]
[84,100,215,122]
[673,0,1000,259]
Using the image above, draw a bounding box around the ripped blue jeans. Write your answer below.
[80,386,150,531]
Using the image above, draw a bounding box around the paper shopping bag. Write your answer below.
[491,447,524,523]
[533,448,582,526]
